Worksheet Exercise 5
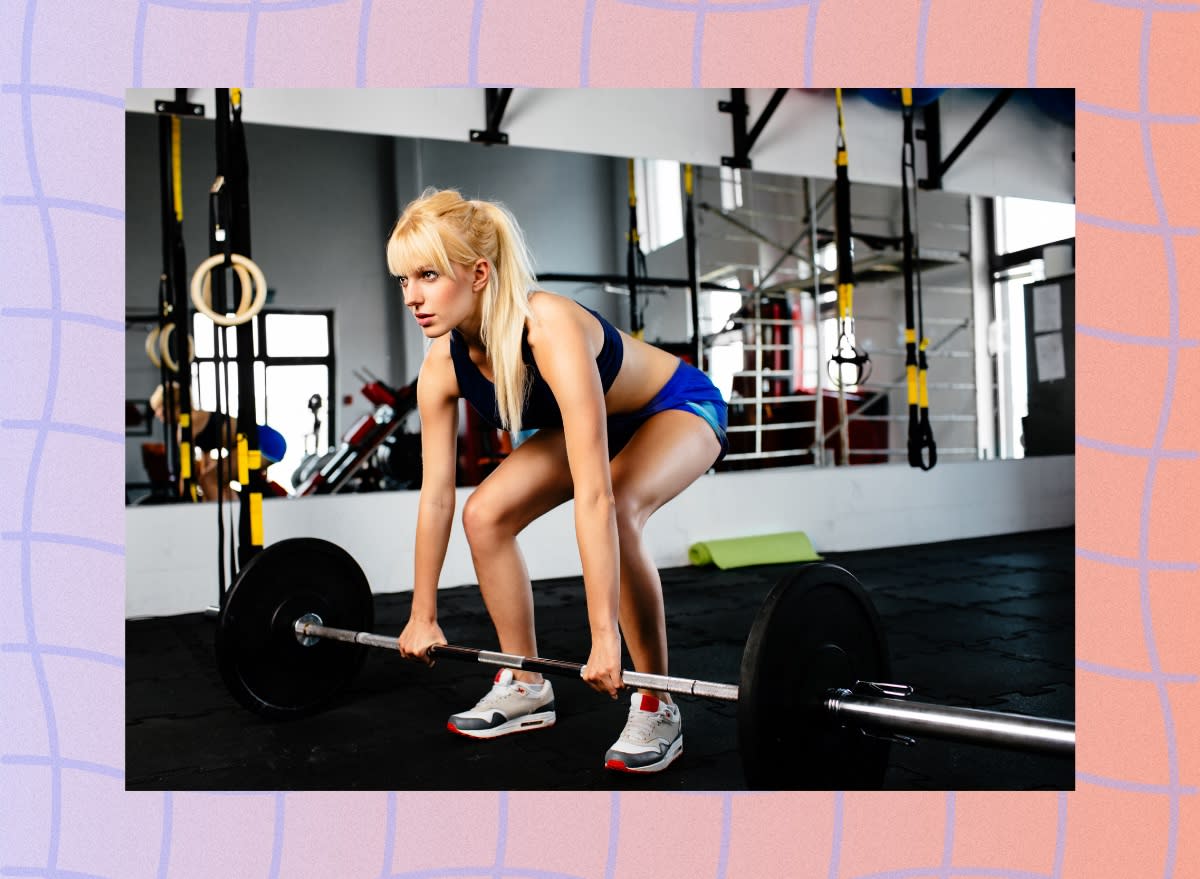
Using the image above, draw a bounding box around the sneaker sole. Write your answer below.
[604,737,683,774]
[447,711,556,740]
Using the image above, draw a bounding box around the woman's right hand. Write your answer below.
[398,617,447,666]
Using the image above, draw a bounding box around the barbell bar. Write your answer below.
[215,536,1074,788]
[294,617,742,701]
[291,617,1074,757]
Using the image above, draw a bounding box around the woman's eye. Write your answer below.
[422,270,438,280]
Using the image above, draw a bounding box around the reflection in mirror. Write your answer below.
[125,90,1074,505]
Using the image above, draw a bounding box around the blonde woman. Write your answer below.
[391,189,727,774]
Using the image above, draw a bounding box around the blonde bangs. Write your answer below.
[387,215,461,280]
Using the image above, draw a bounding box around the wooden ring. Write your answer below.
[145,326,162,368]
[190,253,267,327]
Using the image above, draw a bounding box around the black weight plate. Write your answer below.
[739,563,892,789]
[216,537,374,719]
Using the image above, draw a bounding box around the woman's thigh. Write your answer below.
[609,408,721,524]
[465,427,576,535]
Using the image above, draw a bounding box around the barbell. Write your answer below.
[214,537,1074,789]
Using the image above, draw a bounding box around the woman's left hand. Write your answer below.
[580,629,624,699]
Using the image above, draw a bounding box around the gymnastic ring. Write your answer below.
[190,253,267,327]
[145,326,162,368]
[158,324,194,374]
[200,261,254,318]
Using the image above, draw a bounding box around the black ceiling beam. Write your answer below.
[720,88,789,169]
[919,88,1014,190]
[470,88,513,146]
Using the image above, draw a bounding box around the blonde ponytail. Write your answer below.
[386,189,538,433]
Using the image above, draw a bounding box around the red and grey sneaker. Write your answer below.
[604,693,683,773]
[447,668,556,739]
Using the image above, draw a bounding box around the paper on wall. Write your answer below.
[1033,284,1062,332]
[1035,332,1067,382]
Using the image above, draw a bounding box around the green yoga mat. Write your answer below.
[688,531,822,569]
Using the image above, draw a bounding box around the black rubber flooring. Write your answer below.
[126,527,1074,791]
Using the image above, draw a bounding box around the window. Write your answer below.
[720,166,743,211]
[634,158,684,252]
[704,285,745,400]
[191,310,335,493]
[995,197,1075,254]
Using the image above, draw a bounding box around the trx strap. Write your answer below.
[228,88,266,560]
[155,103,197,501]
[626,159,647,339]
[684,163,701,367]
[900,89,936,470]
[829,89,871,390]
[829,89,871,465]
[205,88,265,607]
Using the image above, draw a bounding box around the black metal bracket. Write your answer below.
[719,88,789,169]
[919,88,1014,190]
[470,88,513,146]
[154,88,205,118]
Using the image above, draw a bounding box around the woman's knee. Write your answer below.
[614,491,650,545]
[461,489,515,549]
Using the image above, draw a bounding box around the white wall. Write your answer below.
[126,455,1073,618]
[127,88,1075,204]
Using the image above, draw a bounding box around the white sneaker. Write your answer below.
[604,693,683,773]
[447,668,556,739]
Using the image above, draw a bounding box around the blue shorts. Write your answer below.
[607,360,729,462]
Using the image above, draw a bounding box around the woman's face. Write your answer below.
[400,258,486,338]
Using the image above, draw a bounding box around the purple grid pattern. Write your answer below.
[0,1,1196,878]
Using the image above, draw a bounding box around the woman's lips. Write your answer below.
[415,313,434,327]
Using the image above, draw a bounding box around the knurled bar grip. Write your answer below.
[295,620,740,702]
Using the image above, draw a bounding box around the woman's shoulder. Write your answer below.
[526,290,594,335]
[527,289,576,320]
[418,335,460,393]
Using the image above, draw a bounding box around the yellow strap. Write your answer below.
[633,328,645,342]
[248,450,262,470]
[171,116,183,222]
[179,412,190,428]
[627,158,636,207]
[835,87,845,135]
[249,492,263,546]
[906,365,918,405]
[684,163,694,197]
[919,337,931,407]
[231,88,242,108]
[237,434,249,484]
[180,444,192,479]
[905,328,916,344]
[901,88,913,108]
[838,283,853,319]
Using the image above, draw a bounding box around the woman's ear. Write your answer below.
[472,258,490,292]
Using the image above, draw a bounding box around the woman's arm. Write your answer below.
[526,296,623,698]
[399,336,460,662]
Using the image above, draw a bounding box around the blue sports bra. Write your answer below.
[449,302,624,430]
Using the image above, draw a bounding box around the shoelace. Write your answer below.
[474,680,532,711]
[623,707,670,744]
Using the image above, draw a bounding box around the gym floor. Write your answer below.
[125,526,1074,791]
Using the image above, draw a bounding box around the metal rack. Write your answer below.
[690,167,980,468]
